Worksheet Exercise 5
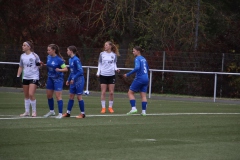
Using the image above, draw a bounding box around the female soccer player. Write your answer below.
[123,46,149,116]
[17,41,42,117]
[43,44,68,119]
[96,41,120,113]
[62,46,85,119]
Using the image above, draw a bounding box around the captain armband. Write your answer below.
[61,64,66,68]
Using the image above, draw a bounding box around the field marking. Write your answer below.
[0,112,240,120]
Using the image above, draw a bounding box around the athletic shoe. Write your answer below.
[20,112,30,117]
[55,114,63,119]
[108,107,114,113]
[76,114,85,119]
[100,108,106,114]
[141,113,146,116]
[32,112,37,117]
[127,109,138,115]
[43,111,55,118]
[62,113,70,117]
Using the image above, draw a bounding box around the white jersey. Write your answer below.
[19,52,40,80]
[96,51,118,76]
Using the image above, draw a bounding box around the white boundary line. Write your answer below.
[0,113,240,120]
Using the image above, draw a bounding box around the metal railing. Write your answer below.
[2,61,240,102]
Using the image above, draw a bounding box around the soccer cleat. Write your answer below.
[43,111,55,118]
[127,109,138,115]
[108,107,114,113]
[20,112,30,117]
[100,108,106,114]
[62,113,70,117]
[32,112,37,117]
[55,114,63,119]
[76,114,85,119]
[141,113,146,116]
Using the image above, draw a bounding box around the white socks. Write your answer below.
[24,99,30,113]
[30,99,36,112]
[101,101,114,108]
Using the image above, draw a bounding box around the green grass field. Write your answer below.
[0,90,240,160]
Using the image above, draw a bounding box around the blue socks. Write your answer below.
[67,99,74,112]
[48,98,54,110]
[79,100,85,112]
[57,100,63,114]
[142,101,147,110]
[130,100,136,107]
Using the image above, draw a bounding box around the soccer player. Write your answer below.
[43,44,68,119]
[123,46,149,116]
[96,41,120,113]
[62,46,85,119]
[17,41,42,117]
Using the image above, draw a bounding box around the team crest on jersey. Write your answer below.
[51,61,55,66]
[29,58,34,62]
[111,56,114,59]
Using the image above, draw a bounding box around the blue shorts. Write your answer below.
[129,79,149,93]
[69,76,85,95]
[46,77,64,91]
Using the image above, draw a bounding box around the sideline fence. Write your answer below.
[1,61,240,102]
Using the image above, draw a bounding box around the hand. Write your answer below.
[55,68,60,72]
[70,80,74,84]
[16,77,21,83]
[66,81,70,86]
[36,61,44,66]
[116,69,120,73]
[123,74,127,78]
[96,74,99,77]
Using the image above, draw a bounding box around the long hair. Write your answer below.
[68,45,80,58]
[105,41,120,56]
[25,40,34,52]
[48,44,65,60]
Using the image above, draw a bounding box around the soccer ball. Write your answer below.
[84,90,90,96]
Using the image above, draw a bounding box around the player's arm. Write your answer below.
[96,53,102,76]
[126,59,140,77]
[56,63,68,72]
[72,60,83,81]
[17,66,23,77]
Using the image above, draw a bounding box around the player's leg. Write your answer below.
[76,94,85,118]
[54,78,64,119]
[63,83,75,117]
[107,75,115,113]
[100,75,107,113]
[140,81,148,116]
[20,80,30,116]
[44,77,55,117]
[28,80,38,117]
[75,77,85,118]
[126,89,138,115]
[140,91,147,116]
[108,84,115,113]
[63,93,75,117]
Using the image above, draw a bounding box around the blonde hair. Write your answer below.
[105,41,120,56]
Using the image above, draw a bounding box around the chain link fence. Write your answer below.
[1,45,240,98]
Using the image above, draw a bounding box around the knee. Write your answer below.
[29,94,34,100]
[109,91,114,96]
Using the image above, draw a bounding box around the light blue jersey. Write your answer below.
[126,55,149,83]
[46,55,66,91]
[67,56,85,95]
[47,55,65,79]
[126,55,149,92]
[67,56,84,81]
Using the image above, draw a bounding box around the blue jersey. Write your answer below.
[47,55,65,78]
[126,55,149,83]
[67,55,84,82]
